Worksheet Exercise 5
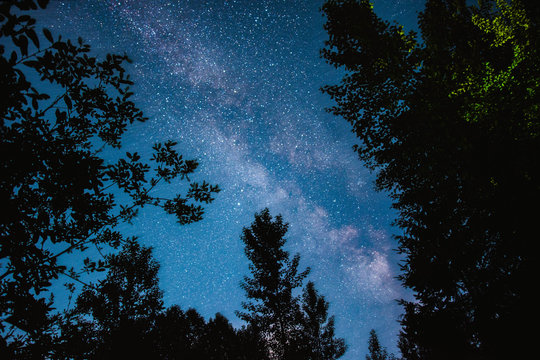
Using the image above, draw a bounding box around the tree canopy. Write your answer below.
[321,0,539,358]
[60,240,163,359]
[0,0,219,356]
[56,240,266,360]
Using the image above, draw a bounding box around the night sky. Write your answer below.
[37,1,424,358]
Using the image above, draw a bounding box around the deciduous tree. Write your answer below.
[321,0,539,358]
[0,0,219,356]
[60,240,163,359]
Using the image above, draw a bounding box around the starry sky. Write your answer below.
[37,0,425,358]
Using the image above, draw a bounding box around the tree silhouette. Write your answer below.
[154,308,266,360]
[0,0,219,356]
[321,0,539,358]
[60,240,163,359]
[58,238,268,360]
[201,312,267,360]
[294,281,346,360]
[237,208,310,360]
[201,312,243,360]
[366,329,395,360]
[237,209,346,360]
[151,305,217,360]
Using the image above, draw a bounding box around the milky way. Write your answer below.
[39,0,424,357]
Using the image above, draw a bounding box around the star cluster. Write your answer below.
[38,0,424,358]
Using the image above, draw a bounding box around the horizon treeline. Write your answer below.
[53,210,346,360]
[2,0,537,359]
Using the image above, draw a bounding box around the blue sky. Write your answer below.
[37,1,425,357]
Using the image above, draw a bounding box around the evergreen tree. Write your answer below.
[295,281,346,360]
[366,329,395,360]
[236,208,310,360]
[237,209,346,360]
[321,0,538,358]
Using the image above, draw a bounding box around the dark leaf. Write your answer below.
[42,28,53,43]
[27,28,39,48]
[22,60,40,68]
[37,0,50,9]
[64,94,72,110]
[9,51,17,64]
[17,35,28,56]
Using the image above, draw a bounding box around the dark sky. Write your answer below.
[37,0,424,358]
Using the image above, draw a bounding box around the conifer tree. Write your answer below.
[237,208,310,360]
[366,329,395,360]
[295,281,346,360]
[237,209,346,360]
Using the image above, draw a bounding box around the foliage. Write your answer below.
[237,208,346,360]
[0,0,219,356]
[151,305,207,360]
[59,240,163,359]
[201,312,267,360]
[321,0,539,359]
[60,242,264,360]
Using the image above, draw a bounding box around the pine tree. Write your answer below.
[237,209,346,360]
[296,281,346,360]
[236,208,310,360]
[366,329,394,360]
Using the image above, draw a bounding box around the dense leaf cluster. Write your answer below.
[321,0,539,359]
